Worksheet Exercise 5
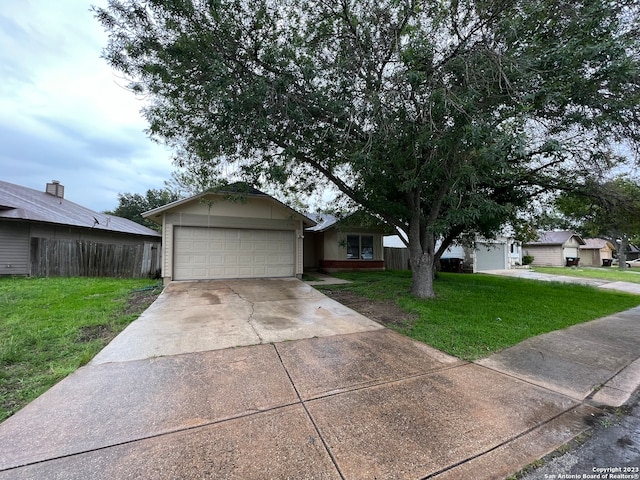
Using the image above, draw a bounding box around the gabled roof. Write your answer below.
[526,230,586,246]
[628,244,640,253]
[143,184,316,226]
[580,238,613,250]
[581,240,640,253]
[0,180,160,237]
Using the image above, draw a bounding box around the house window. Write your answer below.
[347,235,374,259]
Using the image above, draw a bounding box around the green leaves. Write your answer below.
[105,187,181,230]
[95,0,640,296]
[555,177,640,244]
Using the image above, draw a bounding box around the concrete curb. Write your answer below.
[590,358,640,408]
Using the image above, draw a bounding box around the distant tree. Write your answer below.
[105,188,181,231]
[95,0,640,297]
[555,178,640,268]
[508,196,575,245]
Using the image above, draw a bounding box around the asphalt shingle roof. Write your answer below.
[0,180,160,237]
[528,230,585,246]
[581,238,610,250]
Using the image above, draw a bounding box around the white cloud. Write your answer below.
[0,0,174,212]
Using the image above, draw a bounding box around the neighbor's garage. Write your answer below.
[173,226,295,280]
[475,242,507,271]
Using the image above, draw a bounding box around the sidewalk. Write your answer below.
[482,268,640,295]
[477,305,640,407]
[480,269,640,406]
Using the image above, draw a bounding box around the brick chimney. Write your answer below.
[46,180,64,198]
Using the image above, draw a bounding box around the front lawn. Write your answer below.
[316,271,640,361]
[0,277,162,422]
[532,266,640,284]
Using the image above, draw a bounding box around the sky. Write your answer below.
[0,1,175,212]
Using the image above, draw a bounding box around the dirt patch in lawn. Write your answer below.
[323,289,416,328]
[121,287,162,316]
[77,324,114,342]
[77,287,163,343]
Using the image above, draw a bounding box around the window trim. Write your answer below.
[346,234,374,260]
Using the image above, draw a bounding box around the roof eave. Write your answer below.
[142,191,317,227]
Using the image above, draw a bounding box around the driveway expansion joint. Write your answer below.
[0,401,307,474]
[272,342,347,480]
[296,361,470,402]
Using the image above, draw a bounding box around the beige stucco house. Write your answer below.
[523,231,586,266]
[144,187,314,283]
[579,238,614,267]
[303,212,389,273]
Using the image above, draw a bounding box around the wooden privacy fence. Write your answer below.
[30,238,161,278]
[384,247,410,271]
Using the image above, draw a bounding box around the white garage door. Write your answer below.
[173,227,295,280]
[475,243,507,271]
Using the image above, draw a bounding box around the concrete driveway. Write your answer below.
[0,277,638,479]
[91,278,384,364]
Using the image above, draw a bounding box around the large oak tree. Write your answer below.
[95,0,640,297]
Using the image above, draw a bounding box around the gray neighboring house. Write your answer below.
[0,180,161,277]
[523,230,586,266]
[473,236,523,271]
[626,244,640,261]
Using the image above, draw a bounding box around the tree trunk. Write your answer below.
[408,224,437,298]
[618,236,629,270]
[410,250,436,298]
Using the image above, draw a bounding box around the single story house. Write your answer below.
[304,212,391,273]
[523,231,586,266]
[143,187,392,283]
[0,180,161,277]
[143,186,311,282]
[579,238,614,267]
[615,243,640,261]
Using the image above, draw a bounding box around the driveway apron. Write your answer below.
[0,277,637,479]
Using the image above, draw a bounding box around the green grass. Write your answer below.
[317,271,640,361]
[532,266,640,284]
[0,277,162,422]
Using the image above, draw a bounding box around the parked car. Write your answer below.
[612,258,640,267]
